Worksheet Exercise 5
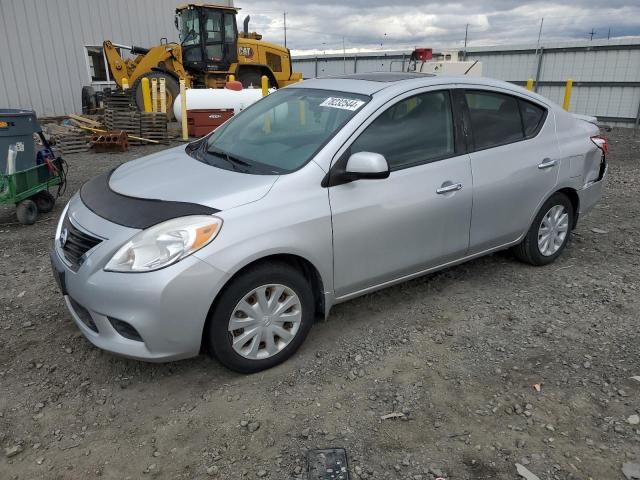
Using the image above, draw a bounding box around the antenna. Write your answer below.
[283,12,287,47]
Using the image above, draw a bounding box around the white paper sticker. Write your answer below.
[15,142,24,152]
[320,97,365,111]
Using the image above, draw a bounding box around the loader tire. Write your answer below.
[133,72,179,121]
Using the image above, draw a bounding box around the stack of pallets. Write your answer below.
[140,112,168,144]
[42,124,91,155]
[104,89,168,144]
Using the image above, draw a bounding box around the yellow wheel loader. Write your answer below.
[102,4,302,119]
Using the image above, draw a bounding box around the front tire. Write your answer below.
[513,192,574,266]
[132,72,179,121]
[205,262,315,373]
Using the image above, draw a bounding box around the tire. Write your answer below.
[238,70,274,89]
[33,190,55,213]
[16,199,39,225]
[205,261,315,373]
[513,192,574,266]
[81,86,97,115]
[132,72,179,121]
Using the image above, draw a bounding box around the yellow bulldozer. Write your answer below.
[101,4,302,118]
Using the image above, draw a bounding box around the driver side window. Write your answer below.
[350,90,455,170]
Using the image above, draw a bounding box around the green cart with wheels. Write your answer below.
[0,109,67,225]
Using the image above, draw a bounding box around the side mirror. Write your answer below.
[345,151,390,180]
[321,151,390,187]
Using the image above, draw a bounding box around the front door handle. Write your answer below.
[538,158,557,169]
[436,182,463,194]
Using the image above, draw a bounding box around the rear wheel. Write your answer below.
[33,191,55,213]
[132,72,179,121]
[238,70,274,89]
[16,199,38,225]
[81,86,97,115]
[205,262,314,373]
[513,192,573,266]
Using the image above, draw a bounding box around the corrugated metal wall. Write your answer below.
[0,0,232,116]
[293,39,640,126]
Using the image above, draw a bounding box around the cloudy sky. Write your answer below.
[237,0,640,54]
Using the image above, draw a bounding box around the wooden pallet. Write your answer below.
[42,124,91,154]
[103,89,168,143]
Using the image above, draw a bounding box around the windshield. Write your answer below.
[178,10,201,46]
[201,88,369,174]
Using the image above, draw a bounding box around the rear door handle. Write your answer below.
[538,158,557,169]
[436,183,463,194]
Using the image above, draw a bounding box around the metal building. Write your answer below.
[0,0,232,116]
[293,38,640,127]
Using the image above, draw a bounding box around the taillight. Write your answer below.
[591,135,609,154]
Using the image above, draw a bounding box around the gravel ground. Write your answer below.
[1,130,639,480]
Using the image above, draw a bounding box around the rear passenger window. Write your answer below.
[351,91,455,170]
[520,100,545,137]
[465,91,523,150]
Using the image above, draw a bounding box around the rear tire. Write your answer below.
[132,72,179,121]
[81,86,97,115]
[238,70,274,89]
[513,192,573,266]
[16,199,39,225]
[205,261,314,373]
[33,191,55,213]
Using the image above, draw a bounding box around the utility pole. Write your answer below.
[533,17,544,85]
[463,23,469,60]
[283,12,287,48]
[589,28,595,41]
[607,28,611,40]
[343,36,346,73]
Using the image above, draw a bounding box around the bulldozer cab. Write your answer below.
[175,4,238,74]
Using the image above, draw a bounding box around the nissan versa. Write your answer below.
[50,73,608,372]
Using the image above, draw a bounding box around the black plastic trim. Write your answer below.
[80,169,219,229]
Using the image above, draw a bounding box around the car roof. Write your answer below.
[289,73,553,106]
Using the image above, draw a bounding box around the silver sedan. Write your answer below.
[51,73,608,372]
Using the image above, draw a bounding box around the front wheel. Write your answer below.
[205,262,315,373]
[513,192,574,266]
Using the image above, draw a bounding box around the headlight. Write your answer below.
[105,216,222,273]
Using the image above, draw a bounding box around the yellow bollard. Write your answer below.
[180,79,188,140]
[228,74,235,83]
[261,75,269,97]
[526,78,534,91]
[563,79,573,111]
[151,78,158,113]
[159,78,166,114]
[121,78,129,90]
[141,78,152,112]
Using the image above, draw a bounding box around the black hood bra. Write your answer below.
[80,169,219,229]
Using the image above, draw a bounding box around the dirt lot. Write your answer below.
[1,130,639,480]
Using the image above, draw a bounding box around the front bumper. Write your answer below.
[50,196,229,362]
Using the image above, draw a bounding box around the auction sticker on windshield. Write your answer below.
[320,97,366,111]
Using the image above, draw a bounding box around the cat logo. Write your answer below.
[239,47,254,58]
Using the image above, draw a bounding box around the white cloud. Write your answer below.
[236,0,640,54]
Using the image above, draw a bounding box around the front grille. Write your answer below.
[68,297,98,333]
[60,215,102,270]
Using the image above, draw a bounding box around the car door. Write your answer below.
[328,89,473,298]
[463,89,559,253]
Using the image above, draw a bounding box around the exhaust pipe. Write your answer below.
[243,15,250,36]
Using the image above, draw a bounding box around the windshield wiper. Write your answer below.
[206,147,251,171]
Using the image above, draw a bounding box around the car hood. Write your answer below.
[108,145,279,210]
